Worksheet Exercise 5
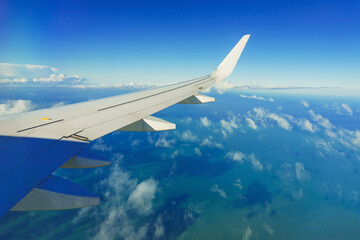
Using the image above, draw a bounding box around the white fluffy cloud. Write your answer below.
[206,81,235,94]
[248,108,292,130]
[170,150,180,159]
[308,110,333,129]
[0,63,85,85]
[154,216,165,239]
[267,113,292,130]
[233,179,243,190]
[225,151,263,171]
[200,136,223,148]
[348,130,360,148]
[155,137,175,148]
[247,107,321,134]
[263,223,274,235]
[295,162,310,181]
[181,130,198,142]
[243,226,252,240]
[248,154,263,171]
[128,178,158,215]
[225,151,246,163]
[91,138,113,152]
[341,104,353,116]
[210,184,227,198]
[180,116,192,124]
[220,116,239,137]
[200,117,211,127]
[194,147,202,156]
[302,100,309,108]
[239,94,274,102]
[0,99,33,118]
[245,117,258,130]
[252,108,291,130]
[297,119,316,133]
[73,155,158,240]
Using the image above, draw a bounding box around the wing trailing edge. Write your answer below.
[10,175,99,211]
[118,116,176,132]
[61,149,110,168]
[178,94,215,104]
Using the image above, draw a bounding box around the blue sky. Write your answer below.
[0,0,359,88]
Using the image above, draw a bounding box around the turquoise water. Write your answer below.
[0,87,360,239]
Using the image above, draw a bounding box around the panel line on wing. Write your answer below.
[17,119,64,133]
[97,75,211,112]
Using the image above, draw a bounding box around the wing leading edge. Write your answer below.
[0,35,250,218]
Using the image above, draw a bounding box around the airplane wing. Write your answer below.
[0,35,250,218]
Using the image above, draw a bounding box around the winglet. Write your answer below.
[211,34,250,82]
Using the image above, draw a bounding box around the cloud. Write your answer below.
[170,150,180,159]
[206,81,234,94]
[284,114,318,133]
[194,147,202,156]
[200,117,211,127]
[350,130,360,148]
[91,138,113,152]
[225,151,263,171]
[233,179,243,190]
[225,151,246,163]
[245,117,258,130]
[128,178,158,215]
[302,100,309,108]
[325,129,337,138]
[180,117,192,124]
[154,216,165,239]
[291,188,303,200]
[243,226,252,240]
[276,163,296,184]
[210,184,227,198]
[72,82,160,90]
[204,81,337,94]
[298,119,316,133]
[131,139,141,147]
[295,162,310,181]
[181,130,198,142]
[263,223,274,235]
[220,115,239,137]
[341,104,353,116]
[0,99,33,118]
[277,162,309,184]
[239,94,274,102]
[0,63,85,85]
[313,138,336,154]
[155,137,175,148]
[325,128,360,152]
[72,155,156,240]
[200,136,223,148]
[250,108,292,130]
[248,154,263,171]
[266,113,292,130]
[308,110,333,129]
[252,107,266,118]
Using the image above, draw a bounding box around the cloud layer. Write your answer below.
[0,63,85,85]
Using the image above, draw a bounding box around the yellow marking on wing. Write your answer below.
[42,117,51,121]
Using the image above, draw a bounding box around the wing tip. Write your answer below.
[212,34,250,82]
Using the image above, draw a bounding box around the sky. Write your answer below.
[0,0,359,88]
